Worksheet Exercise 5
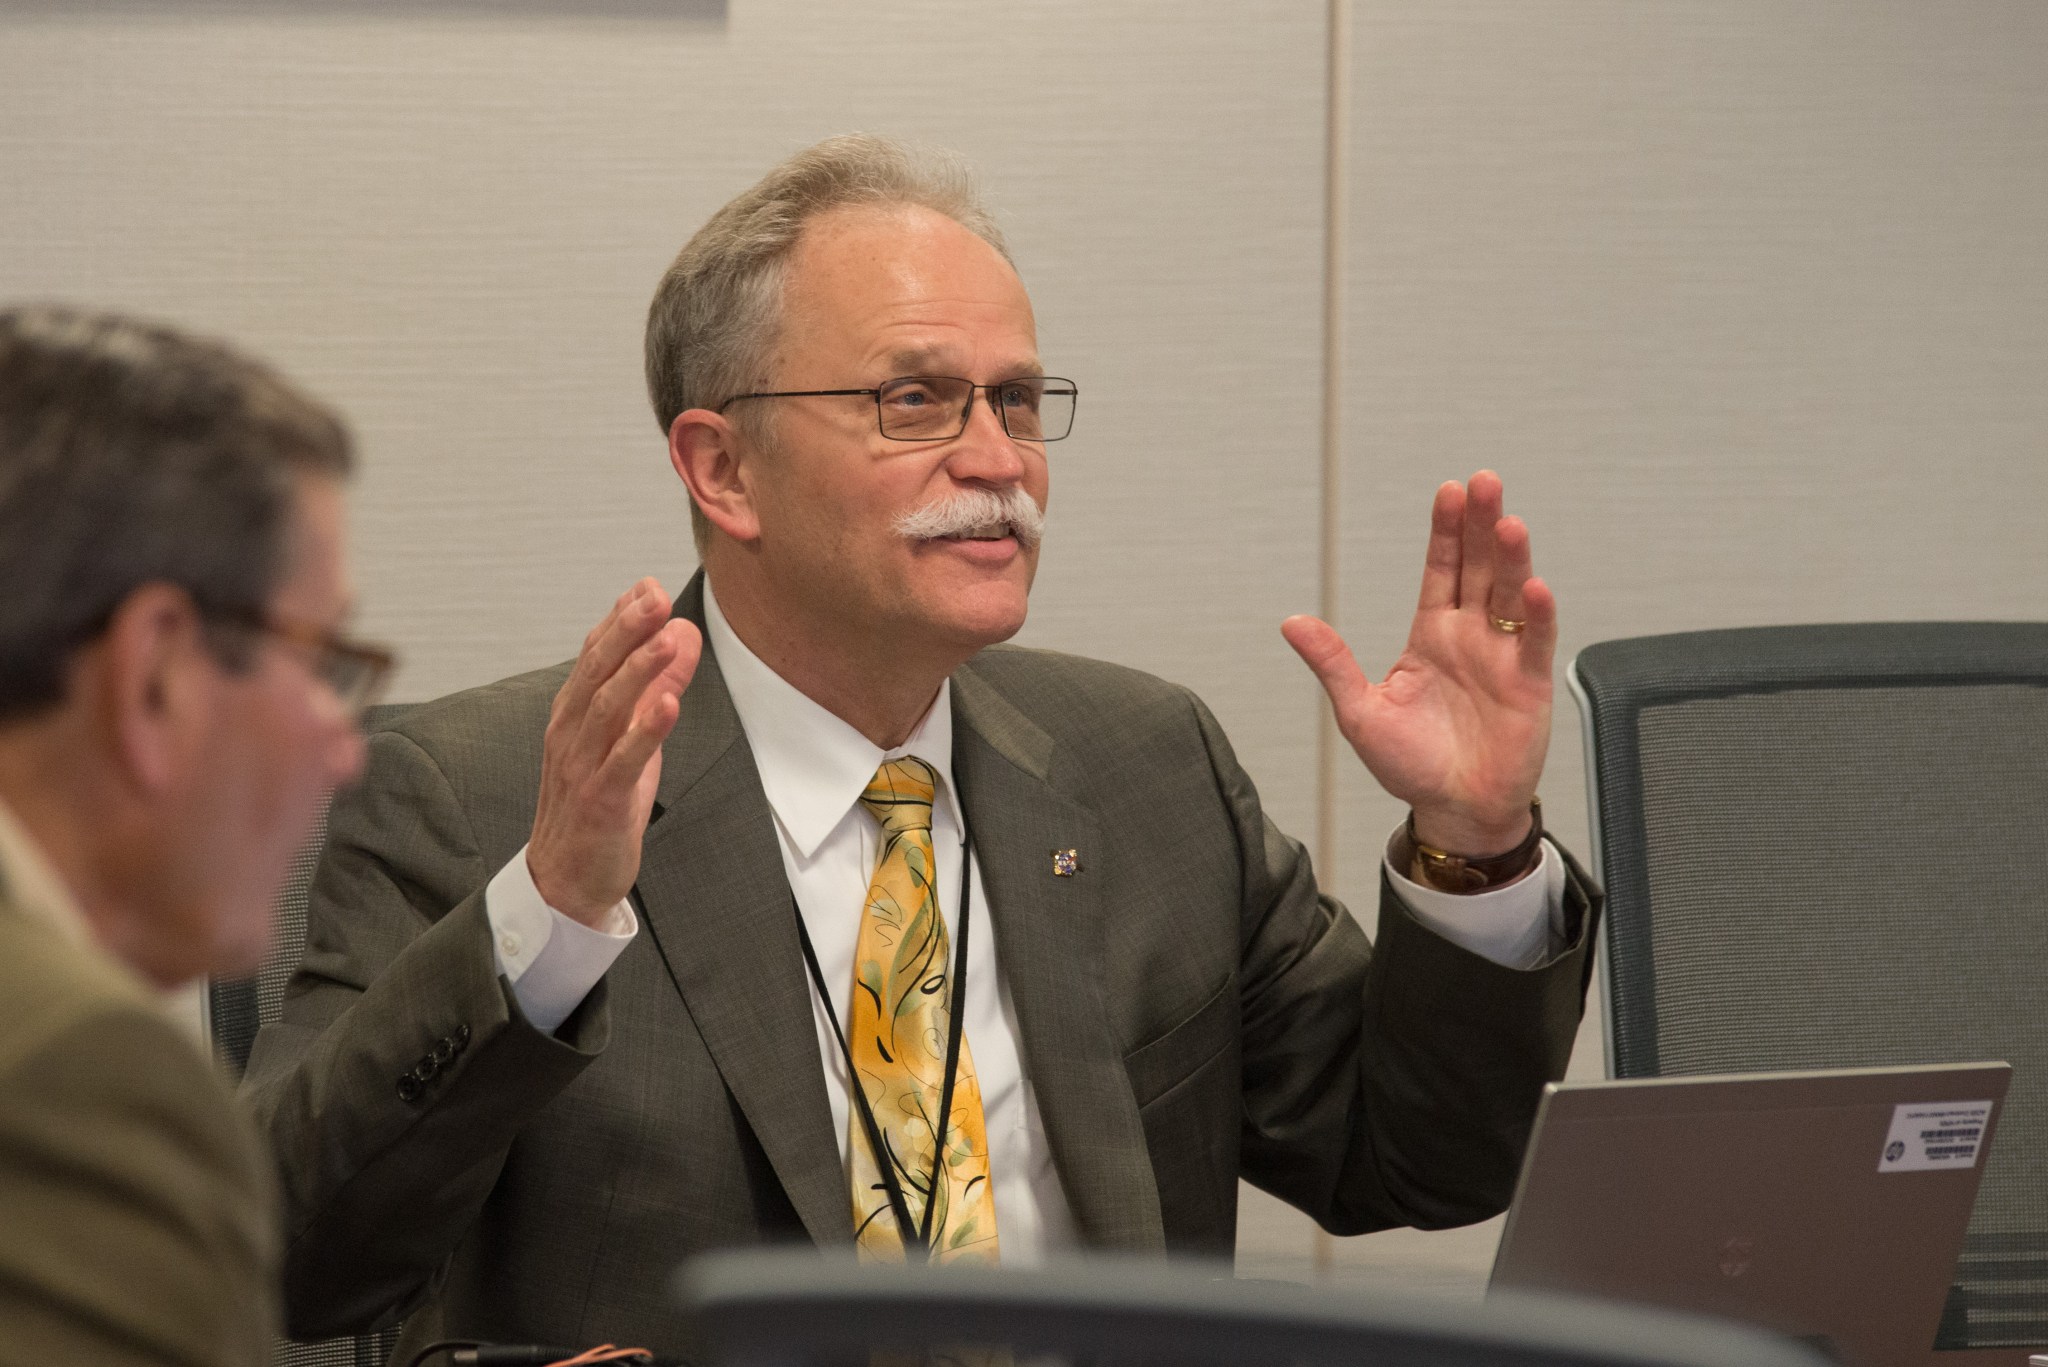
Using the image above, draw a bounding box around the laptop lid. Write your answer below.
[1489,1062,2010,1367]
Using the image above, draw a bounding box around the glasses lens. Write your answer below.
[877,376,973,440]
[998,378,1077,442]
[320,644,391,717]
[874,376,1077,442]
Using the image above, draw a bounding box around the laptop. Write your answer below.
[1489,1062,2009,1367]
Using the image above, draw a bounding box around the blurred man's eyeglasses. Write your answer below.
[717,375,1078,443]
[209,607,396,718]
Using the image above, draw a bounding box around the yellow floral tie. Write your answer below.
[848,757,999,1264]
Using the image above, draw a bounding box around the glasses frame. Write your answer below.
[716,375,1078,443]
[207,605,396,718]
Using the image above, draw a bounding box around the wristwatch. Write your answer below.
[1395,797,1544,894]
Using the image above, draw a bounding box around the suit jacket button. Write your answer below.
[413,1058,439,1082]
[454,1024,472,1049]
[397,1076,422,1103]
[432,1039,457,1065]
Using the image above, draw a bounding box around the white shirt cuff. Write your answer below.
[1383,831,1568,970]
[485,845,637,1035]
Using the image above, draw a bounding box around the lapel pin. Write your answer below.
[1051,848,1082,877]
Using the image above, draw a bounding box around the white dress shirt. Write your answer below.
[482,583,1567,1261]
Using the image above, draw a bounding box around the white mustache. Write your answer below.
[893,487,1045,549]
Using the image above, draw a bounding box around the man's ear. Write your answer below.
[670,408,764,545]
[99,583,213,797]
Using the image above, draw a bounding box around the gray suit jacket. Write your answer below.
[0,850,278,1367]
[245,577,1597,1354]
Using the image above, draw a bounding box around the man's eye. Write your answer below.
[884,382,941,409]
[1000,384,1041,411]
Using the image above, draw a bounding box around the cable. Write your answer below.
[404,1338,658,1366]
[403,1343,482,1367]
[543,1347,655,1366]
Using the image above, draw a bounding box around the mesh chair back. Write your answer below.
[1570,622,2048,1352]
[209,810,328,1079]
[679,1250,1833,1367]
[208,702,411,1367]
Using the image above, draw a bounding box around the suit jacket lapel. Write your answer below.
[953,663,1165,1253]
[632,576,852,1247]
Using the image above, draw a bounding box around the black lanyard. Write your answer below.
[794,813,974,1262]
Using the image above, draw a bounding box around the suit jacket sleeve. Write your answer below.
[1192,694,1599,1234]
[241,722,608,1339]
[0,1005,277,1367]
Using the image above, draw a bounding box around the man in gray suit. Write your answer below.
[247,136,1596,1354]
[0,307,384,1365]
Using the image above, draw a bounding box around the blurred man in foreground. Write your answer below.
[250,136,1598,1355]
[0,307,384,1366]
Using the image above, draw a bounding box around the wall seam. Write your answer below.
[1312,0,1350,1281]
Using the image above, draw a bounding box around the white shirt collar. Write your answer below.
[701,579,962,859]
[0,794,98,951]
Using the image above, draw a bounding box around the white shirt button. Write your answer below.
[499,931,523,959]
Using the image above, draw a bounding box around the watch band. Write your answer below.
[1396,797,1544,894]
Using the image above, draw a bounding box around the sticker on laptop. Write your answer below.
[1878,1101,1993,1172]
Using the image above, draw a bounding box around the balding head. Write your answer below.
[644,134,1013,550]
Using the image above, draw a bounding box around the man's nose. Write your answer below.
[946,389,1029,483]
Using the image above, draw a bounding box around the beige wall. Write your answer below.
[6,0,2045,1294]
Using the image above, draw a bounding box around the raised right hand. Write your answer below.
[528,578,700,926]
[1280,471,1555,858]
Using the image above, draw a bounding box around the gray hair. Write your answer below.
[0,306,353,721]
[643,134,1011,548]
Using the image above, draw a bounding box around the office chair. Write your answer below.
[207,703,411,1367]
[677,1250,1832,1367]
[1570,622,2048,1353]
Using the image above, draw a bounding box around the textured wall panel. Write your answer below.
[0,0,1327,843]
[1330,0,2048,1290]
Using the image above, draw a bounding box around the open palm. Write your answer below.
[1282,471,1554,856]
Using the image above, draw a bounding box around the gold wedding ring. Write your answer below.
[1490,615,1527,634]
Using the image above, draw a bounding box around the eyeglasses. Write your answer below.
[717,375,1079,443]
[209,606,396,719]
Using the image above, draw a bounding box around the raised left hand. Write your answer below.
[1281,470,1554,856]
